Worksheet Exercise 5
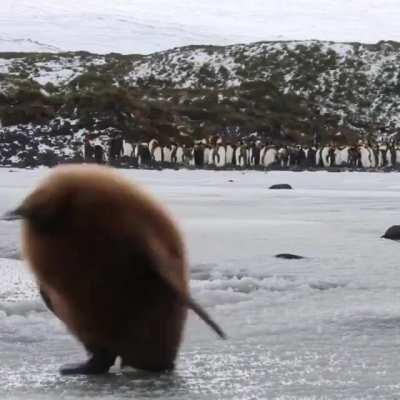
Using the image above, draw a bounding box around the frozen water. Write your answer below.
[1,168,400,399]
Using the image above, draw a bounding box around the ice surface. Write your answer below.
[1,1,400,54]
[1,168,400,399]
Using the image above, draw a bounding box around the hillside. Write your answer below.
[2,0,400,54]
[0,40,400,165]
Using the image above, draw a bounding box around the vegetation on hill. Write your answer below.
[0,40,399,165]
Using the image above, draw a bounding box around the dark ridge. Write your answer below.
[275,253,305,260]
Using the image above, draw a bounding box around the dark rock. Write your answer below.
[309,282,346,291]
[228,179,234,182]
[275,253,305,260]
[326,168,342,172]
[269,184,292,190]
[382,225,400,240]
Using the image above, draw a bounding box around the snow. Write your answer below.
[1,169,400,398]
[29,57,105,86]
[0,56,107,87]
[1,1,400,54]
[320,42,354,59]
[129,48,242,87]
[31,59,84,86]
[0,38,60,53]
[0,58,14,74]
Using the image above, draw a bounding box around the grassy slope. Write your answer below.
[0,40,399,166]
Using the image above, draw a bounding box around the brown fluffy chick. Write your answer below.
[4,164,225,375]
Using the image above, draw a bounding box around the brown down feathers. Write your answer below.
[14,164,225,372]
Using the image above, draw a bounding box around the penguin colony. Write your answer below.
[5,164,225,375]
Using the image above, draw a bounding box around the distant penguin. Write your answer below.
[138,143,151,166]
[194,144,205,168]
[109,135,123,161]
[203,146,211,165]
[320,146,330,167]
[360,146,372,168]
[211,146,220,166]
[170,143,178,164]
[336,146,349,167]
[262,147,277,167]
[152,145,163,163]
[122,141,134,158]
[216,145,225,168]
[379,144,388,167]
[4,165,225,375]
[94,145,104,164]
[148,138,158,155]
[306,147,317,167]
[225,144,234,165]
[163,145,172,163]
[176,145,184,164]
[84,137,94,161]
[149,139,163,163]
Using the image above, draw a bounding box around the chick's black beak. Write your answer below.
[1,208,25,221]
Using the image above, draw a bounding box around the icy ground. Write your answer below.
[1,0,400,54]
[1,168,400,399]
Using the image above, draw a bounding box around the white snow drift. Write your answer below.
[1,0,400,54]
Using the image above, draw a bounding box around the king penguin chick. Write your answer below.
[4,164,226,375]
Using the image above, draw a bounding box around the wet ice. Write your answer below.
[1,169,400,399]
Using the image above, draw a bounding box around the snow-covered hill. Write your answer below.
[0,37,61,53]
[0,38,400,165]
[1,0,400,54]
